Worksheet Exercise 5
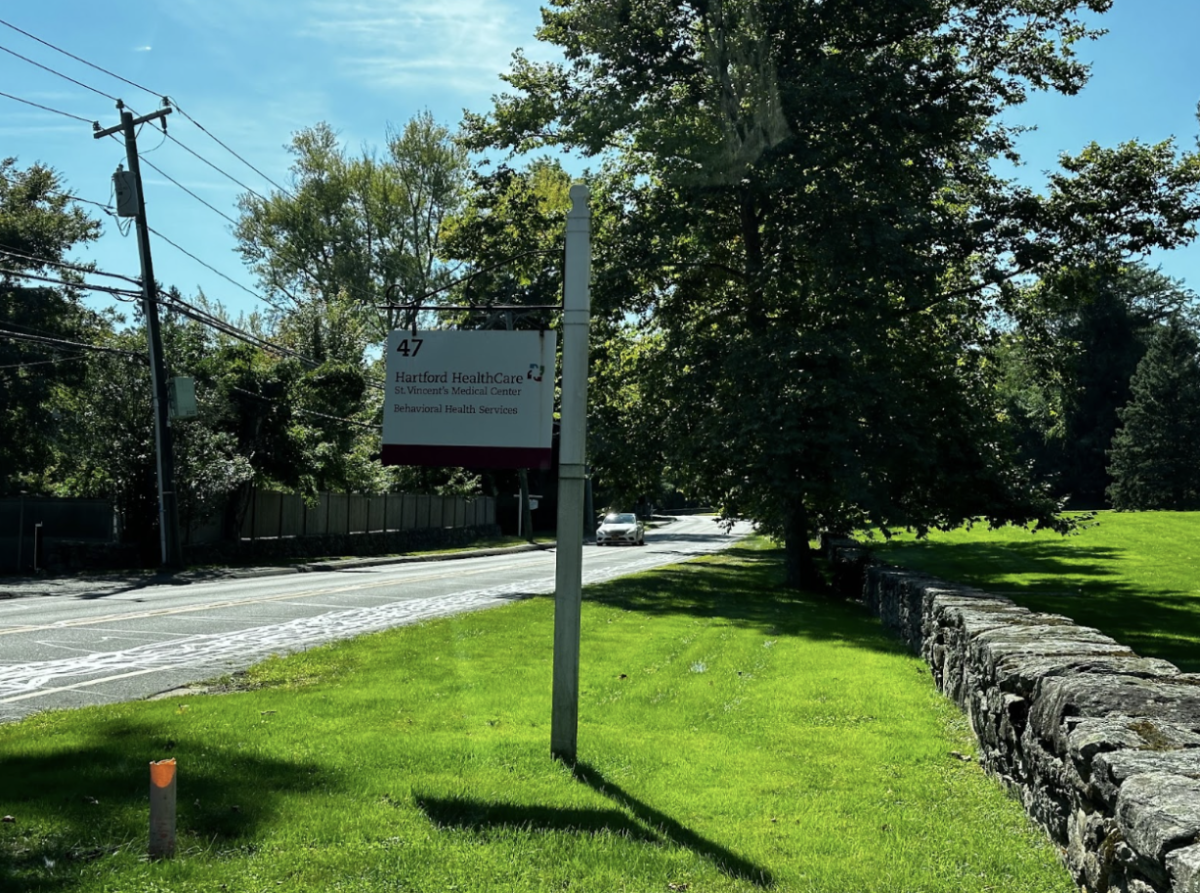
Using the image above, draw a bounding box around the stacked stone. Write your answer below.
[839,549,1200,893]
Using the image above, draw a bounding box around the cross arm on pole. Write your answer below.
[93,105,171,139]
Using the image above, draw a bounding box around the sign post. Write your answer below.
[551,184,591,763]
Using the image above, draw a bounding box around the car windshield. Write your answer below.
[604,513,636,524]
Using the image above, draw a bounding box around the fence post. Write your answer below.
[16,493,24,573]
[33,522,43,573]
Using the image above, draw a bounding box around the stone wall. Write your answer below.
[828,541,1200,893]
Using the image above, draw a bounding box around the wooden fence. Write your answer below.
[0,496,115,572]
[235,491,495,541]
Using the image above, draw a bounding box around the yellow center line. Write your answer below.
[0,557,546,637]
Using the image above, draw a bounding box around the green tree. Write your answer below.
[465,0,1200,586]
[235,113,467,338]
[433,159,577,510]
[0,158,102,494]
[1107,318,1200,510]
[998,263,1197,506]
[440,159,573,313]
[38,322,159,550]
[42,293,385,550]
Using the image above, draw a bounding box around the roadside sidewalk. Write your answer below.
[0,542,554,601]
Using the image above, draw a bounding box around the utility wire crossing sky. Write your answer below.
[1,0,1199,323]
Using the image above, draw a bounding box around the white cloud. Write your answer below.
[299,0,546,96]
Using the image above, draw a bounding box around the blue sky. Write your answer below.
[2,0,1199,324]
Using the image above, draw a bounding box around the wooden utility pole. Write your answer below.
[94,101,184,569]
[551,184,591,763]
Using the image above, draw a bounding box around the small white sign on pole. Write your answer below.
[382,330,557,469]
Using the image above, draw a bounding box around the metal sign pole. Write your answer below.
[551,184,591,763]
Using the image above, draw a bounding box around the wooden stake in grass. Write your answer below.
[149,758,176,858]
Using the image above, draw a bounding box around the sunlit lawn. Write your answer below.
[875,511,1200,672]
[0,540,1072,892]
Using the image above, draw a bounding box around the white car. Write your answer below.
[596,512,645,546]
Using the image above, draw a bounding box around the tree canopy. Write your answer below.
[0,158,102,495]
[997,263,1198,507]
[235,112,468,338]
[464,0,1200,585]
[1107,317,1200,510]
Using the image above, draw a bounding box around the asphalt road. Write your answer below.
[0,515,750,723]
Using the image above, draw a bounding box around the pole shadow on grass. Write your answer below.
[412,763,774,888]
[0,718,340,892]
[571,761,774,887]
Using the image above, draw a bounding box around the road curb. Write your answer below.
[0,543,558,599]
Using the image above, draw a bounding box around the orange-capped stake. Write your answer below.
[149,759,176,858]
[150,758,176,788]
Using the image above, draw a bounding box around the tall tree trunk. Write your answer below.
[783,497,823,590]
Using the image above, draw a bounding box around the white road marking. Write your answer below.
[0,559,541,636]
[1,666,171,703]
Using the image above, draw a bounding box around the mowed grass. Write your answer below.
[0,540,1073,893]
[876,511,1200,673]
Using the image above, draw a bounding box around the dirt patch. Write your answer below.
[147,670,265,700]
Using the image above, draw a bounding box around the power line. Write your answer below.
[0,169,113,212]
[229,385,380,430]
[0,317,96,342]
[161,292,386,392]
[164,131,268,202]
[161,291,319,366]
[146,225,286,312]
[0,88,94,123]
[169,101,293,198]
[0,16,162,101]
[0,40,118,102]
[0,17,288,202]
[0,25,348,317]
[0,246,142,285]
[139,156,239,226]
[0,267,143,299]
[0,353,85,371]
[0,325,144,359]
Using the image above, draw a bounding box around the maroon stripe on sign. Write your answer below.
[381,444,552,470]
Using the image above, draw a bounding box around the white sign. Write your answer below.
[382,330,557,468]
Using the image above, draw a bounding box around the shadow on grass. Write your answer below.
[411,763,774,888]
[562,546,906,657]
[414,795,657,842]
[573,761,774,887]
[879,539,1200,673]
[0,717,338,892]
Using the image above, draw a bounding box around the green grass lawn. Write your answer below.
[875,511,1200,673]
[0,541,1073,892]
